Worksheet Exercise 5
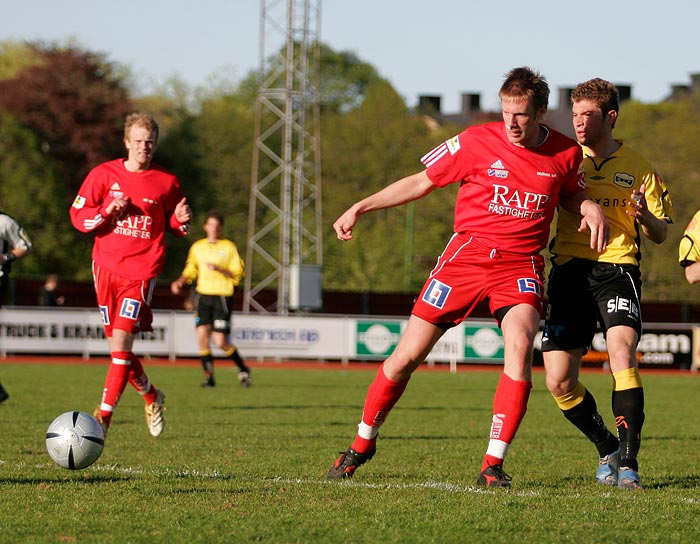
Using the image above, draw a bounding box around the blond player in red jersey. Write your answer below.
[70,113,192,438]
[327,67,609,488]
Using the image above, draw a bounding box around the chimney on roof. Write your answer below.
[418,95,442,115]
[616,85,632,102]
[668,84,689,100]
[460,93,481,114]
[690,73,700,91]
[558,88,573,109]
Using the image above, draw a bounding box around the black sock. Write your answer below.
[613,387,644,471]
[562,389,619,457]
[231,349,250,373]
[201,355,214,375]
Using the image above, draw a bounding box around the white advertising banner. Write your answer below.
[0,308,501,364]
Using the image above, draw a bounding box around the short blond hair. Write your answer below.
[124,113,159,142]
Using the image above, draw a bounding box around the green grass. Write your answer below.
[1,360,700,543]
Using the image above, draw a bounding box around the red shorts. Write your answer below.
[92,262,155,336]
[412,233,545,327]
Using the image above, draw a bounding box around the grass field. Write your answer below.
[1,359,700,543]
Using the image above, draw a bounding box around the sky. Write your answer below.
[2,0,700,113]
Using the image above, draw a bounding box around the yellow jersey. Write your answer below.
[180,238,244,296]
[550,141,673,266]
[679,210,700,266]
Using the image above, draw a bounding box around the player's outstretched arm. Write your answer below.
[332,171,436,241]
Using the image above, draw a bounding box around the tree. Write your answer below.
[0,42,133,190]
[0,114,83,278]
[321,79,456,292]
[0,40,42,80]
[617,96,700,302]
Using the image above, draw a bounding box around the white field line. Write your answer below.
[11,461,700,504]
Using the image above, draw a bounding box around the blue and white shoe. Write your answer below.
[596,450,620,485]
[618,467,643,490]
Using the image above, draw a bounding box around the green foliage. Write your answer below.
[0,41,136,282]
[616,96,700,301]
[0,40,42,80]
[321,79,457,291]
[2,361,700,543]
[155,92,257,281]
[2,36,699,304]
[317,44,382,113]
[0,42,132,186]
[0,114,88,278]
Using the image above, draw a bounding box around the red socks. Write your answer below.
[99,351,131,426]
[128,353,157,404]
[481,373,532,471]
[350,364,409,454]
[99,351,157,428]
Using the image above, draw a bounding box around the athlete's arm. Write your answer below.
[333,171,436,241]
[628,183,668,244]
[685,261,700,284]
[560,191,609,252]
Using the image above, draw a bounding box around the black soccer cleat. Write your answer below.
[476,464,512,488]
[327,447,376,480]
[201,375,216,388]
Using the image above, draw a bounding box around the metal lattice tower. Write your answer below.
[243,0,323,315]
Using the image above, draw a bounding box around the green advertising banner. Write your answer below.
[464,325,504,361]
[356,321,402,357]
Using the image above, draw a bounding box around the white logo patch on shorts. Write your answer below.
[517,278,542,296]
[213,319,229,330]
[120,298,141,320]
[99,306,110,325]
[422,279,452,309]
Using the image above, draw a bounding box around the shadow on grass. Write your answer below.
[213,404,482,412]
[0,474,131,484]
[646,474,700,489]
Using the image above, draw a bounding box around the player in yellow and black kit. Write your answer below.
[171,210,251,387]
[541,79,673,490]
[679,210,700,284]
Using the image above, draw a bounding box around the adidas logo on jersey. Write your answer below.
[488,159,508,179]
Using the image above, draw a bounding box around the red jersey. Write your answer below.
[422,122,584,255]
[70,159,189,280]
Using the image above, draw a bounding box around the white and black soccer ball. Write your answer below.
[46,411,105,470]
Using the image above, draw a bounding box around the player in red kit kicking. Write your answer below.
[327,67,609,487]
[70,113,191,438]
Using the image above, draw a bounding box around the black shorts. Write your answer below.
[193,294,232,333]
[541,259,642,352]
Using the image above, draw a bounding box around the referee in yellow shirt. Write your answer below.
[171,210,251,387]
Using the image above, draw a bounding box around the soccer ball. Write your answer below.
[46,411,105,470]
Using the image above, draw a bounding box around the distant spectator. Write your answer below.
[38,274,65,306]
